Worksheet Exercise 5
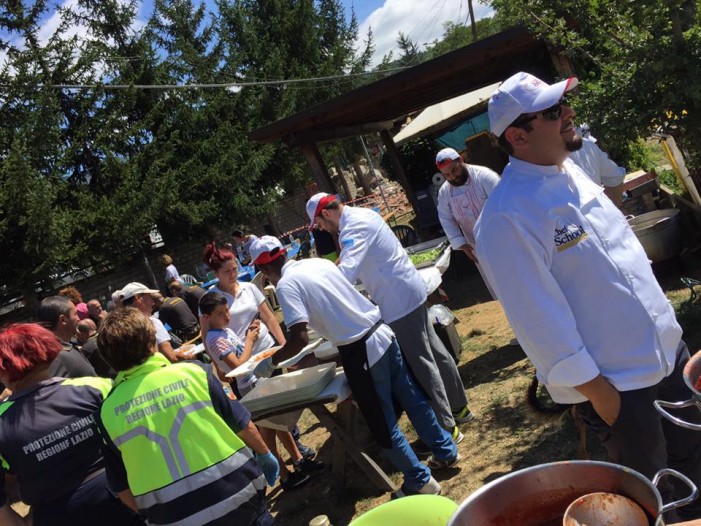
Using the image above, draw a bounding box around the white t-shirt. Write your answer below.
[277,258,393,368]
[150,316,171,345]
[475,156,682,404]
[165,264,181,283]
[210,282,275,354]
[337,205,425,324]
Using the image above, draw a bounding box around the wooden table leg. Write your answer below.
[310,402,397,493]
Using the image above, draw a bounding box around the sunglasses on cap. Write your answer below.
[510,99,565,129]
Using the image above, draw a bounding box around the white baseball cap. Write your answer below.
[249,235,287,266]
[435,148,461,169]
[488,72,578,137]
[120,282,159,301]
[305,192,337,230]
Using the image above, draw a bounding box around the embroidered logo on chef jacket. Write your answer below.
[554,223,589,252]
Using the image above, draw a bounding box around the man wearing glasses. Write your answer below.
[435,147,501,296]
[474,72,701,521]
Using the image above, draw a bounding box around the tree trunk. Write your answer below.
[352,160,373,197]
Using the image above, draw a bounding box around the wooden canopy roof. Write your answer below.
[250,27,553,146]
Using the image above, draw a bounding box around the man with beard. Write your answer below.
[475,72,701,522]
[435,147,501,297]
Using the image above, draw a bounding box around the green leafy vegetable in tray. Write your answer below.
[409,247,443,266]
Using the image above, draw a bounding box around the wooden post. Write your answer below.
[333,160,353,201]
[298,142,336,194]
[380,129,419,214]
[352,160,373,197]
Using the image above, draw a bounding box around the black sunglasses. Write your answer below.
[510,100,564,128]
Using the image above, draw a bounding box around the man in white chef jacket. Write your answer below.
[475,71,701,521]
[305,192,473,442]
[249,236,460,498]
[568,126,626,207]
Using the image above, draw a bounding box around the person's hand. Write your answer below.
[254,451,280,486]
[575,375,621,426]
[246,323,260,345]
[588,385,621,426]
[684,350,701,391]
[173,350,190,362]
[459,244,478,263]
[253,356,276,378]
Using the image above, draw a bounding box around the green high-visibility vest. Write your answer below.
[100,353,247,499]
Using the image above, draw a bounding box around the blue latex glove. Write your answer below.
[253,356,276,378]
[255,451,280,486]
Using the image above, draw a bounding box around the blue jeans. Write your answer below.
[369,338,457,491]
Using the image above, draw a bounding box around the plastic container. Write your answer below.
[428,304,455,326]
[309,515,331,526]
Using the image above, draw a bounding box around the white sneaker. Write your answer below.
[392,476,442,498]
[418,476,442,494]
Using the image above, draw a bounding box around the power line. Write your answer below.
[3,65,411,90]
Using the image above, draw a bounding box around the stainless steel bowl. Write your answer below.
[447,461,696,526]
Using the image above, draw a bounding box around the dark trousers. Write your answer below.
[576,341,701,521]
[35,471,144,526]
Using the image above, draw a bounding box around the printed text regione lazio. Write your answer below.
[555,223,589,252]
[23,414,97,462]
[113,379,191,424]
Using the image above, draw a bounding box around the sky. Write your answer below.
[2,0,495,71]
[349,0,494,65]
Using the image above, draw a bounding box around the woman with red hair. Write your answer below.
[0,324,143,526]
[202,242,285,350]
[201,242,322,490]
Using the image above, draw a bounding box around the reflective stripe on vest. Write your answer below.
[155,477,267,526]
[132,447,262,510]
[112,400,214,479]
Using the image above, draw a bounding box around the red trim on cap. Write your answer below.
[436,158,457,169]
[312,194,336,220]
[253,248,286,266]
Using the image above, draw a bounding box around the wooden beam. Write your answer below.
[298,142,336,194]
[286,121,395,146]
[380,129,419,216]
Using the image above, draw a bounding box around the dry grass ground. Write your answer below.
[270,255,701,526]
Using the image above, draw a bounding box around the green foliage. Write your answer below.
[622,138,658,172]
[0,0,372,295]
[658,169,687,196]
[382,137,440,191]
[424,17,508,59]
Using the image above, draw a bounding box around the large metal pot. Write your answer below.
[448,461,696,526]
[628,208,682,262]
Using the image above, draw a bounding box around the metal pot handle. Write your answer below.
[653,468,699,514]
[653,399,701,431]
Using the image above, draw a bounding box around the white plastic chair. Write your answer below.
[179,274,198,285]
